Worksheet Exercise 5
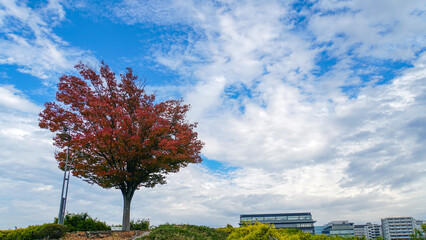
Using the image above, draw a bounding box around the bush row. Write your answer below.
[0,223,67,240]
[55,212,150,231]
[138,222,371,240]
[220,222,367,240]
[10,218,416,240]
[139,224,227,240]
[1,212,150,240]
[53,212,111,232]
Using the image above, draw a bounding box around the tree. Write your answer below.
[411,224,426,240]
[39,62,204,231]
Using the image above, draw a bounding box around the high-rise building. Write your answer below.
[322,221,354,237]
[239,212,316,234]
[381,217,416,240]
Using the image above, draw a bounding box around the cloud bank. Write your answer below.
[0,0,95,82]
[0,0,425,229]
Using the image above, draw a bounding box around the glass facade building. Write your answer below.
[322,221,354,237]
[239,212,315,234]
[315,226,327,235]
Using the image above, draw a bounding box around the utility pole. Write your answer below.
[58,127,71,225]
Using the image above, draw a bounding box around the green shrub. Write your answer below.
[410,224,426,240]
[131,219,150,230]
[0,224,66,240]
[218,224,235,235]
[222,222,367,240]
[37,223,67,239]
[0,230,12,240]
[0,225,41,240]
[139,224,228,240]
[54,212,110,232]
[225,222,286,240]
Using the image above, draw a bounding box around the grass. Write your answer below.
[138,224,227,240]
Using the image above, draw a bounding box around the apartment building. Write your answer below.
[365,223,383,239]
[381,217,415,240]
[354,224,367,238]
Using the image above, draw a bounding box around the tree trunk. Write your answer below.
[122,190,135,231]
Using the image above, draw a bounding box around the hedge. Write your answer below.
[0,223,67,240]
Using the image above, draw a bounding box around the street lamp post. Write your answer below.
[58,127,71,225]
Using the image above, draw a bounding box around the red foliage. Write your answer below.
[39,61,204,194]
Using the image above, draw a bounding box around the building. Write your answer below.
[322,220,354,237]
[415,220,425,230]
[364,223,382,239]
[354,224,367,238]
[354,223,382,239]
[239,212,316,234]
[381,217,416,240]
[315,225,326,235]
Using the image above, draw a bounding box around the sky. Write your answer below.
[0,0,425,230]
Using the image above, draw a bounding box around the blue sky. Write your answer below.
[0,0,425,230]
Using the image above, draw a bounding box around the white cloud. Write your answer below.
[0,85,42,113]
[31,185,54,192]
[1,60,425,229]
[0,0,425,230]
[309,0,426,60]
[0,87,58,229]
[129,155,423,227]
[0,0,96,82]
[0,84,123,229]
[108,0,426,225]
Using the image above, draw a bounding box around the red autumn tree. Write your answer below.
[39,62,204,231]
